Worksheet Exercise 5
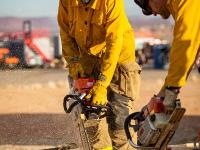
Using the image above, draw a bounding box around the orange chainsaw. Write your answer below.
[124,95,186,150]
[63,78,109,150]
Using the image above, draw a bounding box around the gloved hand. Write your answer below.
[157,88,179,111]
[68,62,85,80]
[163,88,179,110]
[85,82,108,106]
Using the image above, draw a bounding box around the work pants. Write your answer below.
[81,56,141,150]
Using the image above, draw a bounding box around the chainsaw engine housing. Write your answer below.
[124,100,186,150]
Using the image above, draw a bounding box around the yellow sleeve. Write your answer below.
[98,0,125,87]
[164,0,200,87]
[57,0,80,62]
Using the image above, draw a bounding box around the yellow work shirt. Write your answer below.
[164,0,200,87]
[58,0,135,87]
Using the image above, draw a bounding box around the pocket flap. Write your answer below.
[121,61,141,72]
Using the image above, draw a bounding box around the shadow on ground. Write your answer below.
[0,114,199,146]
[171,115,200,145]
[0,114,78,146]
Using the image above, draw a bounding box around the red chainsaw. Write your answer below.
[63,78,109,150]
[124,95,186,150]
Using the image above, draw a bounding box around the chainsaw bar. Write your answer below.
[156,107,186,150]
[63,95,92,150]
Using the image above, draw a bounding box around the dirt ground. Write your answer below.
[0,69,199,150]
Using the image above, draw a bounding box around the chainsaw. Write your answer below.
[124,96,186,150]
[63,78,109,150]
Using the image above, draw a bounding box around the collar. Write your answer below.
[72,0,101,10]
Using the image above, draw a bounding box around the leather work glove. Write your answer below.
[85,82,108,106]
[163,88,179,110]
[157,88,179,111]
[68,62,85,80]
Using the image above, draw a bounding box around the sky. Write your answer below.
[0,0,141,17]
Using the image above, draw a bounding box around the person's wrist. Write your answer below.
[67,56,80,66]
[166,86,180,94]
[157,88,165,97]
[96,73,109,88]
[68,56,80,62]
[94,81,107,89]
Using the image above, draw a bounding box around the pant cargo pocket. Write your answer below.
[119,61,141,101]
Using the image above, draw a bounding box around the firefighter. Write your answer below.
[134,0,200,108]
[57,0,141,149]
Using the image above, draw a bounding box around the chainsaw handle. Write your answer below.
[124,112,138,142]
[124,112,157,149]
[63,95,81,113]
[124,112,143,149]
[63,94,110,114]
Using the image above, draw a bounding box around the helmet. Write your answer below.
[134,0,153,15]
[81,0,91,4]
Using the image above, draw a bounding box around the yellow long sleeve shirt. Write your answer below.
[164,0,200,87]
[57,0,135,87]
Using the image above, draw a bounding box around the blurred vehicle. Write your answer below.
[0,20,63,69]
[0,40,25,69]
[136,49,147,66]
[152,44,170,69]
[135,42,170,69]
